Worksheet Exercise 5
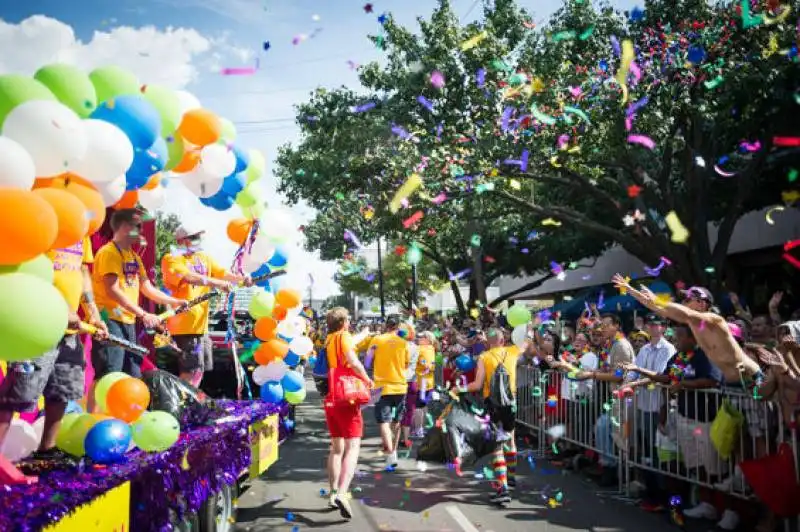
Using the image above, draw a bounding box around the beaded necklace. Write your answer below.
[667,348,696,385]
[598,332,625,371]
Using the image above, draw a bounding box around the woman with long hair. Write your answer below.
[323,307,373,520]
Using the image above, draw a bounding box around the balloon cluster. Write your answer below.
[55,373,180,463]
[0,63,270,363]
[246,287,313,406]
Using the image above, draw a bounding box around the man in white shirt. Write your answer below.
[626,314,676,510]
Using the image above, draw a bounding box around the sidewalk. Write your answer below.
[235,381,700,531]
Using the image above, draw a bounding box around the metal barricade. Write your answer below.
[514,368,800,530]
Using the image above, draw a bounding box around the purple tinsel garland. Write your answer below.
[0,400,292,532]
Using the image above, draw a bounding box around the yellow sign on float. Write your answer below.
[249,414,279,479]
[45,481,130,532]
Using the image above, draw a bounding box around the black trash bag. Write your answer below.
[416,426,448,463]
[440,396,499,467]
[142,369,212,426]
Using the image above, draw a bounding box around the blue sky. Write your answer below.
[0,0,633,297]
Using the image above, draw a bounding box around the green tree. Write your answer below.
[153,212,181,287]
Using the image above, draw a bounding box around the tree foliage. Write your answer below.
[277,0,799,311]
[154,212,181,287]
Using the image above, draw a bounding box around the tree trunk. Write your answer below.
[489,273,555,307]
[450,280,466,317]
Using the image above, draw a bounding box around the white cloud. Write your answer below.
[0,15,245,88]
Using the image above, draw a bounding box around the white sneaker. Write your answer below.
[716,509,740,531]
[714,466,748,493]
[385,451,398,468]
[328,494,338,509]
[683,502,718,520]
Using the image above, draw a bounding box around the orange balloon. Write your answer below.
[142,174,161,191]
[35,174,106,236]
[275,289,302,309]
[113,190,139,210]
[272,304,288,321]
[0,189,58,265]
[172,150,200,173]
[105,377,150,423]
[254,317,278,341]
[254,339,289,365]
[178,109,221,147]
[91,413,114,422]
[226,218,253,246]
[32,188,88,249]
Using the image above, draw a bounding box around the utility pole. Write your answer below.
[377,237,386,320]
[411,263,418,308]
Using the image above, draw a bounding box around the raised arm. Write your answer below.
[612,274,709,326]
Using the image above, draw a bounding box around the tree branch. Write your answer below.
[488,257,598,307]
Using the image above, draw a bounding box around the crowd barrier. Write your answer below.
[435,363,800,530]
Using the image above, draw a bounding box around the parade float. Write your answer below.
[0,64,311,531]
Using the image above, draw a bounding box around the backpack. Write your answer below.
[487,351,515,409]
[312,346,329,396]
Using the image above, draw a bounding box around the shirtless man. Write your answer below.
[611,275,761,382]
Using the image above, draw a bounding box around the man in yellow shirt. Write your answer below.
[467,327,520,506]
[161,226,250,387]
[0,236,108,459]
[91,209,186,391]
[367,316,410,469]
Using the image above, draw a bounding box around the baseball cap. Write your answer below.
[644,313,666,326]
[175,226,205,242]
[680,286,714,305]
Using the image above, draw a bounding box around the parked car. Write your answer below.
[155,310,261,400]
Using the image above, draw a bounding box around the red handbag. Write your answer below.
[328,334,370,407]
[739,442,800,517]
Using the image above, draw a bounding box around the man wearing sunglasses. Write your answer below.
[162,226,252,387]
[91,209,188,395]
[612,275,761,383]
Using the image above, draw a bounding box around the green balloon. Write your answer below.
[241,202,265,220]
[284,388,306,405]
[506,305,532,328]
[248,291,275,319]
[142,84,181,137]
[94,372,128,411]
[0,74,56,128]
[0,255,53,284]
[219,117,237,143]
[236,183,259,208]
[59,412,82,434]
[34,64,97,118]
[0,274,67,361]
[245,149,265,183]
[164,134,185,171]
[131,410,180,452]
[89,66,140,105]
[56,414,99,457]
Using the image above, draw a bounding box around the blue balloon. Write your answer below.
[308,356,317,367]
[283,351,301,367]
[281,370,304,392]
[126,137,167,190]
[260,381,284,404]
[455,354,476,372]
[91,95,161,150]
[84,419,131,464]
[232,145,250,174]
[268,247,289,268]
[221,172,246,197]
[200,189,235,211]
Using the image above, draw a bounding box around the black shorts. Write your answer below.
[173,334,213,374]
[487,400,516,433]
[375,393,406,424]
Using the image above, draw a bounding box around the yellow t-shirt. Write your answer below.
[370,333,410,396]
[416,344,436,392]
[47,236,93,312]
[326,330,356,369]
[355,335,373,354]
[480,345,520,399]
[162,252,226,335]
[92,242,147,325]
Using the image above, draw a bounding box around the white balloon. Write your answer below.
[71,119,134,183]
[289,336,314,357]
[2,100,87,177]
[242,253,265,274]
[252,365,271,386]
[175,90,202,117]
[0,136,35,189]
[31,416,45,444]
[199,143,236,178]
[512,324,528,348]
[262,360,289,382]
[249,233,276,263]
[0,419,38,461]
[138,185,166,212]
[99,175,127,206]
[178,166,223,198]
[260,209,296,245]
